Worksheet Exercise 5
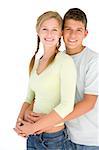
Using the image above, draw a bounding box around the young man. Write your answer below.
[63,8,99,150]
[15,8,99,150]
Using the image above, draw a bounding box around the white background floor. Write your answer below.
[0,0,99,149]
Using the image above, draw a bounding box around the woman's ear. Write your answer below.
[61,30,63,36]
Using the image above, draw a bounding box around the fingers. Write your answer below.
[24,112,46,123]
[17,117,22,122]
[14,126,23,135]
[35,130,43,134]
[13,127,21,134]
[26,115,40,122]
[32,112,45,117]
[26,115,35,122]
[14,119,29,138]
[13,128,26,137]
[18,119,25,125]
[24,116,34,123]
[14,120,23,133]
[24,111,34,123]
[14,120,27,137]
[33,117,41,122]
[31,112,40,117]
[25,113,39,123]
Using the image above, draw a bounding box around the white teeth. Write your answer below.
[69,40,76,42]
[45,38,53,42]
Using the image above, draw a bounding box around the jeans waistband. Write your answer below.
[38,125,68,139]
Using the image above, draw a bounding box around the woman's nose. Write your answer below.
[47,31,53,37]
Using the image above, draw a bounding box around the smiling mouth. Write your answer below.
[68,39,77,44]
[44,38,54,42]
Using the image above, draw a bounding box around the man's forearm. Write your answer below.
[64,94,97,121]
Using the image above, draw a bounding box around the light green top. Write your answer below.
[25,52,77,118]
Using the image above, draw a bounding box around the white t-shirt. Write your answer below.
[66,47,99,146]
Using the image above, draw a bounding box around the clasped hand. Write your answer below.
[14,111,45,137]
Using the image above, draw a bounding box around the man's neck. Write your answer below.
[66,45,85,55]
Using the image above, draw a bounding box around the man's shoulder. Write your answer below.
[78,47,99,65]
[85,47,99,58]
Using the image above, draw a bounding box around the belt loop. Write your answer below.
[63,125,68,138]
[39,133,43,142]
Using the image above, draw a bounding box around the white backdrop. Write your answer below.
[0,0,99,149]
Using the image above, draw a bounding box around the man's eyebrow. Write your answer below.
[63,25,70,28]
[64,26,84,29]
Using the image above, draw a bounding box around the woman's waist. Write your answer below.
[44,124,65,133]
[33,103,59,114]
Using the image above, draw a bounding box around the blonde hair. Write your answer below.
[36,11,63,33]
[29,11,62,76]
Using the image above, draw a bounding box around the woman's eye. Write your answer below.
[66,28,70,31]
[42,28,47,31]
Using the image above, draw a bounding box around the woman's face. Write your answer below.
[38,18,62,48]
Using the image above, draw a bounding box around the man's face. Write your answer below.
[63,19,88,52]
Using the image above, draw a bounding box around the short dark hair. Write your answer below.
[63,8,87,29]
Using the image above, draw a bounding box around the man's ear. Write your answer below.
[84,29,88,38]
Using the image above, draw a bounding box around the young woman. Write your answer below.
[14,11,77,150]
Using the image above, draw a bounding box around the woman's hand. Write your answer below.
[16,120,36,136]
[24,111,46,123]
[14,118,27,137]
[24,110,34,123]
[14,112,46,137]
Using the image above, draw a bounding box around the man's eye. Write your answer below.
[65,28,70,31]
[53,29,57,31]
[77,29,82,32]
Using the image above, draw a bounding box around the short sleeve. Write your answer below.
[54,55,77,118]
[84,56,99,95]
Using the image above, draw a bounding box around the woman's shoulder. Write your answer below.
[30,59,39,74]
[55,52,76,69]
[56,51,73,62]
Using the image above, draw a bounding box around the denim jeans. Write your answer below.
[66,140,99,150]
[26,126,68,150]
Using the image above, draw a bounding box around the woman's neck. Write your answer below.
[43,47,57,60]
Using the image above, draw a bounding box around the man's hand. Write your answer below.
[14,112,46,137]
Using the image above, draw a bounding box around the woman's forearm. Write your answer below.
[17,102,30,120]
[25,100,34,112]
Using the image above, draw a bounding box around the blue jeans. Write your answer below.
[66,140,99,150]
[26,127,68,150]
